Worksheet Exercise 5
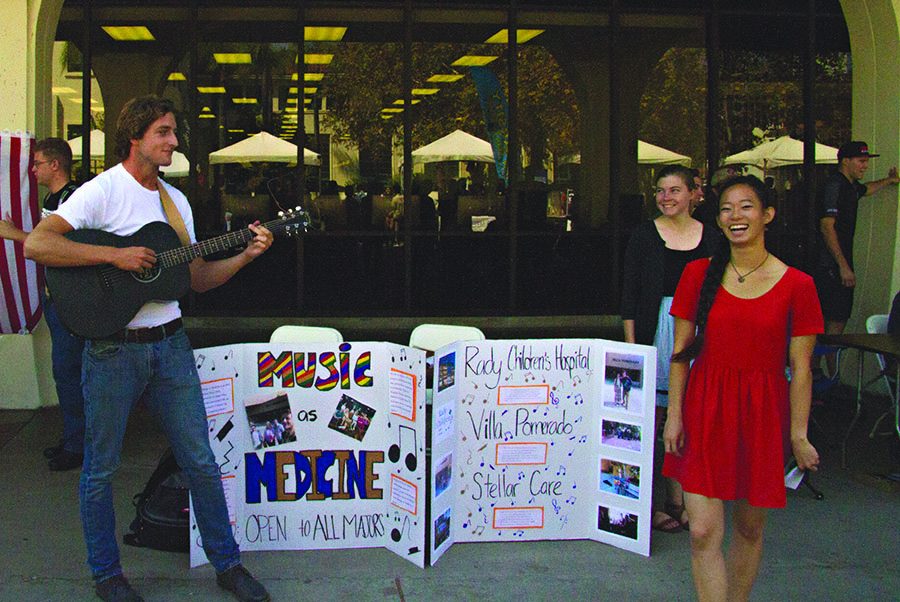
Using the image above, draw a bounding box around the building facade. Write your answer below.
[2,0,898,408]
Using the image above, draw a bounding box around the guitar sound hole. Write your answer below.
[132,266,161,283]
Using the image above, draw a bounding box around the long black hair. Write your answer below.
[671,175,771,362]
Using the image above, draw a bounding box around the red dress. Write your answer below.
[662,259,823,507]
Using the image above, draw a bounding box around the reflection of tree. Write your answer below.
[322,43,579,177]
[515,46,580,177]
[322,43,403,160]
[640,48,851,170]
[639,48,708,170]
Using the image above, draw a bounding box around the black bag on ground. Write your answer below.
[124,448,190,553]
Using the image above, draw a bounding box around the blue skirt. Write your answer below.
[653,296,675,407]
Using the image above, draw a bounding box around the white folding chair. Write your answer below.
[864,314,897,437]
[408,323,485,352]
[410,324,485,405]
[269,325,343,343]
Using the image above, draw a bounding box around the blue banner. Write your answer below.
[469,66,509,182]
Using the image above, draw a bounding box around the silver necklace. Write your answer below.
[730,252,769,283]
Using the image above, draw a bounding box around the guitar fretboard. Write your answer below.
[155,216,298,269]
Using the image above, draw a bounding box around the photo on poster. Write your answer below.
[434,452,453,498]
[598,504,639,540]
[244,392,296,450]
[327,394,376,441]
[600,419,642,453]
[602,352,645,415]
[434,507,452,549]
[599,458,641,500]
[437,352,456,392]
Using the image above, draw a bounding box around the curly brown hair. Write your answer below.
[114,96,176,161]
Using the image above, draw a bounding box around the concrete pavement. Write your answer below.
[0,390,896,601]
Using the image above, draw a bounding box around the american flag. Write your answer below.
[0,132,42,334]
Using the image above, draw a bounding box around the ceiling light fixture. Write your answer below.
[304,26,347,41]
[102,26,154,41]
[484,29,545,44]
[427,74,464,83]
[213,53,252,64]
[451,56,499,67]
[303,54,334,65]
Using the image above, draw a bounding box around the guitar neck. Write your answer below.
[155,217,294,269]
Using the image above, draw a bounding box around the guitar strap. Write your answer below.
[157,183,191,246]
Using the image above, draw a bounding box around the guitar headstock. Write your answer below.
[275,206,311,237]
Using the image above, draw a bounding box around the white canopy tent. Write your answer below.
[723,135,838,170]
[67,129,106,159]
[69,129,190,175]
[161,150,190,177]
[411,130,495,164]
[563,140,692,167]
[209,131,320,166]
[636,140,692,166]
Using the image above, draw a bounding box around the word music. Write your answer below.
[245,449,384,503]
[258,343,373,390]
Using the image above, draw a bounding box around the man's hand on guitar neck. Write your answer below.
[241,221,274,261]
[188,220,274,293]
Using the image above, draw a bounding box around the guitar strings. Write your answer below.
[93,213,306,285]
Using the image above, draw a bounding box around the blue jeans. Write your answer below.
[43,296,86,454]
[79,328,240,581]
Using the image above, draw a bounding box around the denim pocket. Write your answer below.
[87,339,123,359]
[169,329,192,351]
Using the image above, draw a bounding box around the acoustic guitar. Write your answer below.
[46,208,308,339]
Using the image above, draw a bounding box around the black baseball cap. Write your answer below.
[838,141,880,160]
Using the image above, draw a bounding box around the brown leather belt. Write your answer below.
[106,318,183,343]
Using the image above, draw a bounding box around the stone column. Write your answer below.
[841,0,900,329]
[0,0,63,409]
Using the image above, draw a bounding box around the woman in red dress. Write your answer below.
[663,175,822,601]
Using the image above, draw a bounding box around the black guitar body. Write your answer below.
[46,222,191,339]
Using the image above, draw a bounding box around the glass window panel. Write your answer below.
[51,42,106,177]
[717,43,804,265]
[638,46,707,219]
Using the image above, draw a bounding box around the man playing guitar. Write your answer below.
[26,96,271,602]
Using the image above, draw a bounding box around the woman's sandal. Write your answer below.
[652,510,683,534]
[665,501,690,531]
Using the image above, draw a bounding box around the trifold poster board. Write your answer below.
[190,342,427,568]
[430,339,657,563]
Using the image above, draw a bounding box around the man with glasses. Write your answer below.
[0,137,85,471]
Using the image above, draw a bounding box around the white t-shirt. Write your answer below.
[54,163,197,329]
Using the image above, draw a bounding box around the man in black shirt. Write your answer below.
[0,137,85,470]
[815,141,898,347]
[35,138,79,211]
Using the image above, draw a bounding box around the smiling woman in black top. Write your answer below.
[621,164,719,534]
